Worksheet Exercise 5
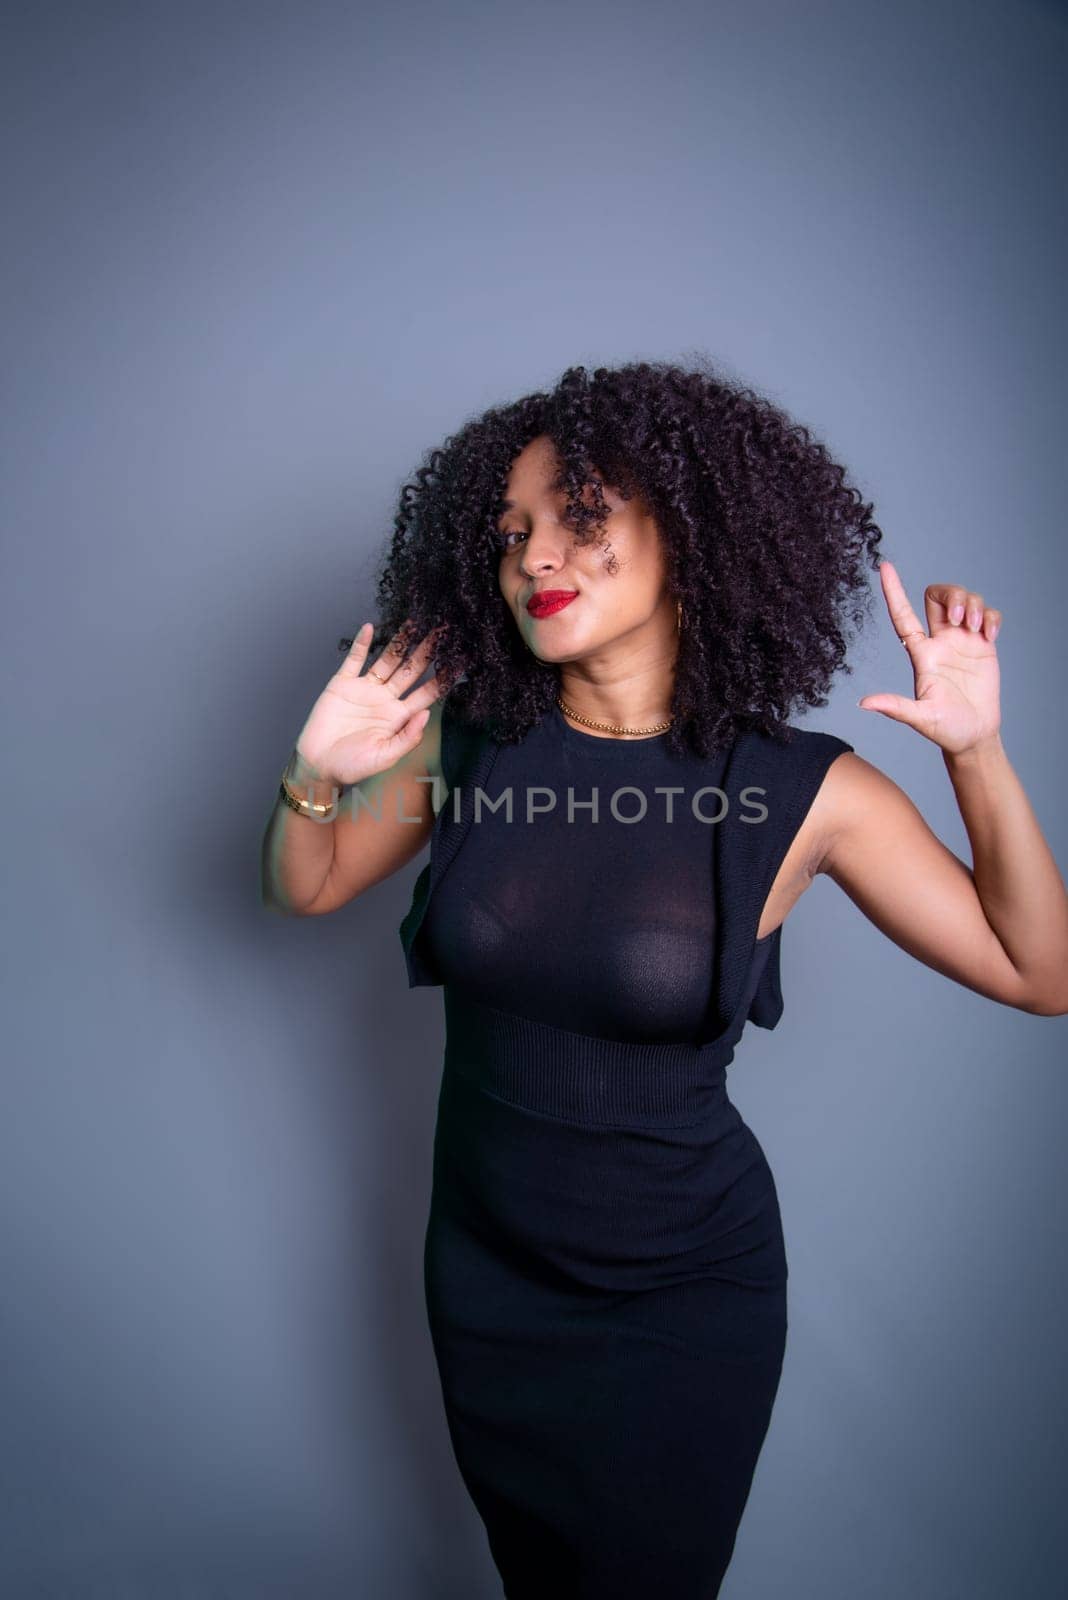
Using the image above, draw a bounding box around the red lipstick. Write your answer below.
[526,590,578,618]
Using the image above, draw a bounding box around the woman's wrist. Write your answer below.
[285,745,345,805]
[942,729,1006,774]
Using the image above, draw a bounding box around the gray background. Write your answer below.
[3,0,1066,1594]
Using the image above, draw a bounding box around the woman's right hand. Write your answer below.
[293,621,445,789]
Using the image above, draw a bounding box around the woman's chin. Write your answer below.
[520,631,578,663]
[528,641,587,666]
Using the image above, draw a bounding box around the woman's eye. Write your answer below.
[496,514,585,552]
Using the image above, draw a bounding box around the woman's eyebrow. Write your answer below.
[499,491,563,510]
[500,481,605,512]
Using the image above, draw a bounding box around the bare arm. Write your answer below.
[261,698,445,917]
[260,620,446,916]
[811,744,1068,1016]
[260,746,345,916]
[940,733,1068,1009]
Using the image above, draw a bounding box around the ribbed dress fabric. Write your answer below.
[398,699,854,1598]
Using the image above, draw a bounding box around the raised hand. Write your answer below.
[857,560,1002,755]
[294,620,446,789]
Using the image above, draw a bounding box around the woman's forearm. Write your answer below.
[260,748,341,915]
[943,732,1068,1011]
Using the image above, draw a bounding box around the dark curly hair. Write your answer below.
[342,356,884,758]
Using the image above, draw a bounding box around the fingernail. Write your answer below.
[950,603,964,623]
[990,623,999,641]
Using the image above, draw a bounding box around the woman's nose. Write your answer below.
[520,523,571,575]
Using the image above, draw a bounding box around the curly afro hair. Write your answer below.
[343,355,884,759]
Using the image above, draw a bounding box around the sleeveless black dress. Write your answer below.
[399,700,854,1599]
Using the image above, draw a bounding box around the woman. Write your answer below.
[261,359,1068,1599]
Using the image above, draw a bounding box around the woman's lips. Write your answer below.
[526,591,578,618]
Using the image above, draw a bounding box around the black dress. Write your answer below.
[399,700,854,1598]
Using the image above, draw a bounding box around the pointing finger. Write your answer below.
[879,560,927,647]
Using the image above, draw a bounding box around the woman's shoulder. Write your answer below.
[733,720,856,770]
[721,721,858,842]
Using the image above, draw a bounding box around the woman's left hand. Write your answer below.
[857,559,1003,755]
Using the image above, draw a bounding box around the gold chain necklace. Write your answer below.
[555,694,673,737]
[553,599,682,736]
